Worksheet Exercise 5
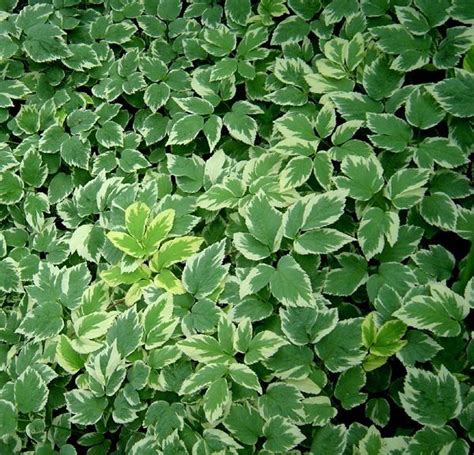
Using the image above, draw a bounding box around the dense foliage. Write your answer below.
[0,0,473,453]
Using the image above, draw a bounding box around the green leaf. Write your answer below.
[274,57,311,87]
[238,24,269,57]
[234,232,272,261]
[358,208,399,260]
[234,321,253,356]
[396,6,430,34]
[96,121,124,148]
[198,179,246,211]
[363,55,404,100]
[366,113,413,153]
[280,156,313,189]
[330,92,383,121]
[17,300,64,341]
[166,114,204,145]
[101,265,150,287]
[313,152,333,191]
[0,258,20,292]
[344,33,365,71]
[106,308,143,357]
[362,312,377,348]
[203,115,223,151]
[365,398,390,427]
[400,366,462,427]
[174,97,214,115]
[0,35,18,61]
[125,202,150,241]
[157,0,181,21]
[223,111,258,145]
[414,138,468,169]
[140,113,169,145]
[56,335,84,374]
[428,71,474,118]
[420,193,457,230]
[275,112,317,142]
[0,171,24,205]
[138,17,166,39]
[144,83,170,112]
[294,228,354,255]
[384,168,430,209]
[65,390,108,425]
[244,331,287,365]
[264,344,314,380]
[20,149,47,188]
[244,192,283,252]
[152,236,203,271]
[0,400,17,435]
[315,318,366,372]
[14,368,48,415]
[315,105,336,138]
[23,23,71,63]
[60,264,91,310]
[224,404,264,445]
[182,299,220,334]
[144,401,185,440]
[48,173,73,205]
[305,72,355,95]
[323,0,358,23]
[0,80,30,100]
[408,426,462,454]
[311,424,348,455]
[371,320,407,357]
[142,209,175,252]
[324,253,368,296]
[85,343,126,396]
[258,382,304,420]
[302,189,348,230]
[394,283,469,337]
[225,0,251,25]
[179,335,231,363]
[203,378,230,422]
[270,255,313,307]
[368,263,418,302]
[405,87,445,129]
[271,95,305,118]
[397,330,442,366]
[263,416,305,452]
[180,363,227,395]
[143,295,179,348]
[228,363,262,392]
[280,306,338,345]
[304,396,338,426]
[413,245,455,281]
[335,366,367,410]
[107,232,145,258]
[74,311,116,340]
[202,25,236,57]
[104,21,137,44]
[210,58,238,81]
[334,156,384,201]
[415,0,450,26]
[239,263,275,299]
[356,426,384,453]
[64,44,100,72]
[182,240,229,299]
[271,16,310,45]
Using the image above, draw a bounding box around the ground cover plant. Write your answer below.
[0,0,473,453]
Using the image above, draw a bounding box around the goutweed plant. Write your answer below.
[0,0,473,454]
